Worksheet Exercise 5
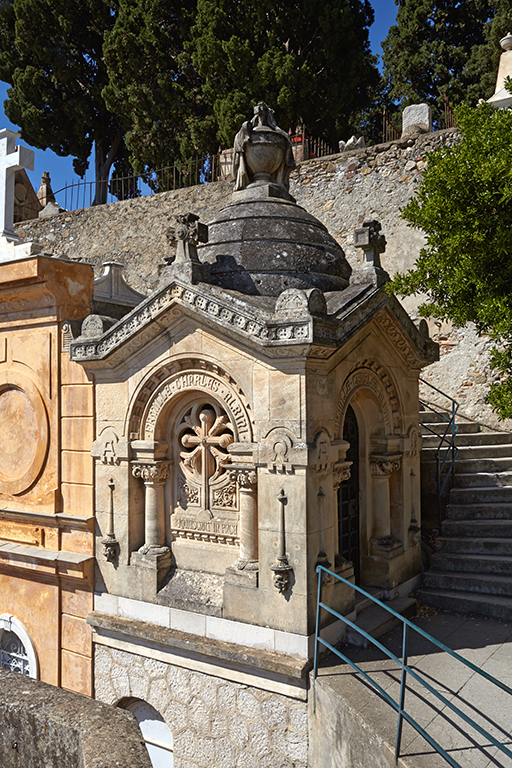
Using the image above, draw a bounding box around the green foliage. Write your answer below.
[0,0,123,195]
[188,0,380,149]
[389,102,512,418]
[102,0,213,179]
[381,0,512,125]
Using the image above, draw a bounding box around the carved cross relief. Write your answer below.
[176,402,235,520]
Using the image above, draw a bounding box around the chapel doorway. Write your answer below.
[338,404,360,582]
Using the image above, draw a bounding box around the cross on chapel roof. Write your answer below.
[0,128,34,240]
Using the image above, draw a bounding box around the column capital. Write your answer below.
[369,453,401,477]
[132,461,170,484]
[230,467,257,489]
[333,460,351,491]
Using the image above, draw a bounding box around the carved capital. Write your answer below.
[333,461,352,490]
[369,454,402,477]
[132,462,170,484]
[230,468,257,489]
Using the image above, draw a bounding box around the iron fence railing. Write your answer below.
[419,378,459,531]
[314,566,512,767]
[444,95,456,129]
[382,109,400,143]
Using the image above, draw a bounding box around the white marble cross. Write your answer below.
[0,128,34,240]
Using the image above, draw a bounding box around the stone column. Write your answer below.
[369,453,402,555]
[132,462,170,554]
[231,468,258,569]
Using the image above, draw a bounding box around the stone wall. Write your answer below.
[95,644,308,768]
[14,129,457,308]
[16,128,510,430]
[0,667,151,768]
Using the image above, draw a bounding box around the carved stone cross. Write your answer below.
[180,408,233,516]
[0,129,34,239]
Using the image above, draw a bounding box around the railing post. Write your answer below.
[395,622,409,763]
[313,564,324,715]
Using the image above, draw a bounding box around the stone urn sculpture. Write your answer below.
[233,102,295,193]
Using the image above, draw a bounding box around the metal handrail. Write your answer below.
[313,566,512,767]
[419,377,459,531]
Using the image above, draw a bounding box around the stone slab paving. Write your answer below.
[316,611,512,768]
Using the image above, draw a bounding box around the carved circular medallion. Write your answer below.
[0,372,49,495]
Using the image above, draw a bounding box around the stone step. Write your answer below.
[431,552,512,576]
[422,431,512,447]
[422,444,512,460]
[423,570,512,596]
[450,485,512,503]
[346,596,416,648]
[442,518,512,538]
[437,536,512,555]
[354,586,383,615]
[417,588,512,620]
[446,501,512,520]
[421,421,480,436]
[453,471,512,488]
[455,458,512,473]
[419,410,457,424]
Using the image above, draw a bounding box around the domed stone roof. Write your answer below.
[198,195,351,296]
[196,103,351,297]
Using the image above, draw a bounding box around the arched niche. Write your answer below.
[335,362,404,586]
[118,697,173,768]
[0,614,39,679]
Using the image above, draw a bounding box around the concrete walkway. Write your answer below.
[315,610,512,768]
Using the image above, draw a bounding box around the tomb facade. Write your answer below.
[68,104,437,766]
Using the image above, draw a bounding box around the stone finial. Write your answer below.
[232,103,295,197]
[500,32,512,51]
[351,219,390,288]
[37,172,56,207]
[163,212,208,285]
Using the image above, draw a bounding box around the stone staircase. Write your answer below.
[346,588,416,647]
[418,408,512,619]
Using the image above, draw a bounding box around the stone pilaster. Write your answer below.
[131,461,170,555]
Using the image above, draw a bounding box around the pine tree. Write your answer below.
[0,0,124,204]
[188,0,380,150]
[102,0,211,181]
[381,0,512,124]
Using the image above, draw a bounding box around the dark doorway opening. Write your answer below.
[338,404,360,582]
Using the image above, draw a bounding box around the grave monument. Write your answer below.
[68,104,437,767]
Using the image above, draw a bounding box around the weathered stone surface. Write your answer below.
[0,667,151,768]
[94,645,308,768]
[402,103,432,135]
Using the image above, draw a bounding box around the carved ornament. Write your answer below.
[335,359,402,437]
[369,454,402,477]
[132,462,170,484]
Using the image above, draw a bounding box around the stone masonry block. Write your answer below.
[402,103,432,133]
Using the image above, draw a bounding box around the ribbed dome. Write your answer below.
[198,195,351,297]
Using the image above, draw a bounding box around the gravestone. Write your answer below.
[401,103,432,138]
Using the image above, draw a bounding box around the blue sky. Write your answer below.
[2,0,398,201]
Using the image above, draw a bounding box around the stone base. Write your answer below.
[362,544,421,591]
[159,260,207,286]
[130,548,171,592]
[224,563,259,588]
[369,536,403,559]
[231,182,295,204]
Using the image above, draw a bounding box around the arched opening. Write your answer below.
[338,404,360,582]
[121,698,173,767]
[0,614,39,679]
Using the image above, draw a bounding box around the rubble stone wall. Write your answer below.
[94,644,308,768]
[17,127,510,429]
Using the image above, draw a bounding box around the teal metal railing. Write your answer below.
[419,378,459,530]
[313,566,512,767]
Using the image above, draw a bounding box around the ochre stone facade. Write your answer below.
[0,257,95,695]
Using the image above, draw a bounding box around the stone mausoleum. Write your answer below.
[67,105,436,766]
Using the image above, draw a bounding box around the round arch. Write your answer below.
[0,614,39,679]
[334,359,402,438]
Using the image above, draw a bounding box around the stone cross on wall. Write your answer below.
[0,129,34,240]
